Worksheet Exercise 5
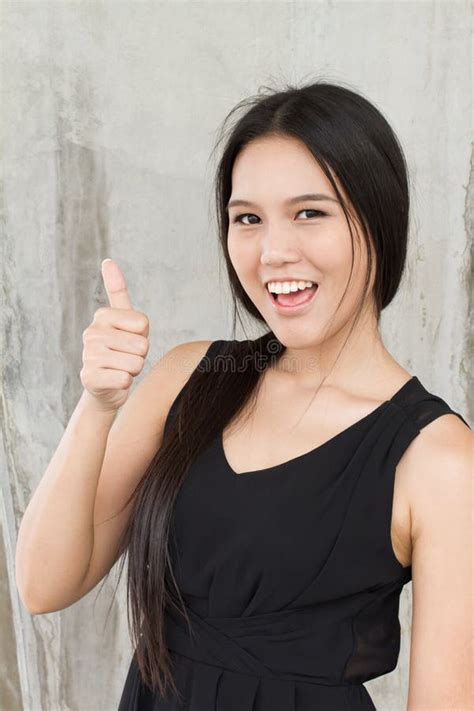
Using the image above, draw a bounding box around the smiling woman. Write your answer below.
[224,131,383,355]
[111,81,473,711]
[24,79,470,711]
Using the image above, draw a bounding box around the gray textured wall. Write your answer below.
[1,1,471,710]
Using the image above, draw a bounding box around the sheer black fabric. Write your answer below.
[118,340,470,710]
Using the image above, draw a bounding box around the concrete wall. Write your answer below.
[1,1,471,709]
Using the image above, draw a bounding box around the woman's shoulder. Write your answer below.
[152,339,214,374]
[400,407,471,467]
[395,392,472,532]
[394,372,471,472]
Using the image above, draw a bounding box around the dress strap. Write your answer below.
[390,376,471,432]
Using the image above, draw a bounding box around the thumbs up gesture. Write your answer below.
[80,260,150,412]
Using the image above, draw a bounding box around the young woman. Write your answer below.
[16,82,472,711]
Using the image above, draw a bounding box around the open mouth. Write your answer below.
[272,283,317,305]
[265,284,319,313]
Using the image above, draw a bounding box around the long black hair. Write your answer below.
[96,79,410,701]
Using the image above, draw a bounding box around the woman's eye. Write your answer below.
[233,213,260,225]
[232,209,326,225]
[298,209,326,219]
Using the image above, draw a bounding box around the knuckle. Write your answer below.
[131,355,144,374]
[83,331,101,353]
[138,337,149,355]
[82,353,92,368]
[94,306,108,321]
[137,313,149,330]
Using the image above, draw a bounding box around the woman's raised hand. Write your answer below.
[80,259,150,412]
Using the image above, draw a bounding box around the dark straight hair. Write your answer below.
[96,79,410,701]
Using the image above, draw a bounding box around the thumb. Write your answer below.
[101,259,133,310]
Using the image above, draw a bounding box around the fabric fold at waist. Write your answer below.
[164,602,359,685]
[163,605,377,710]
[120,607,377,710]
[169,650,376,711]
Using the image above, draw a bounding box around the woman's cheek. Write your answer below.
[228,235,255,275]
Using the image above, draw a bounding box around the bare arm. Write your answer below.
[15,340,212,614]
[404,414,473,710]
[15,392,118,613]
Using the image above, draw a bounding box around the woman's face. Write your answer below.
[226,135,375,350]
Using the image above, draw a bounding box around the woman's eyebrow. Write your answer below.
[226,193,340,211]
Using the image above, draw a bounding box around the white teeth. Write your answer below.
[267,280,315,294]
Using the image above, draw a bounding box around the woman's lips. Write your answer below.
[266,284,320,315]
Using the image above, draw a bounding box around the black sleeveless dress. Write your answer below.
[118,339,470,711]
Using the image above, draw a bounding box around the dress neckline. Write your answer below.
[220,375,418,477]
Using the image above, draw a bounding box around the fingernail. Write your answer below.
[102,258,112,266]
